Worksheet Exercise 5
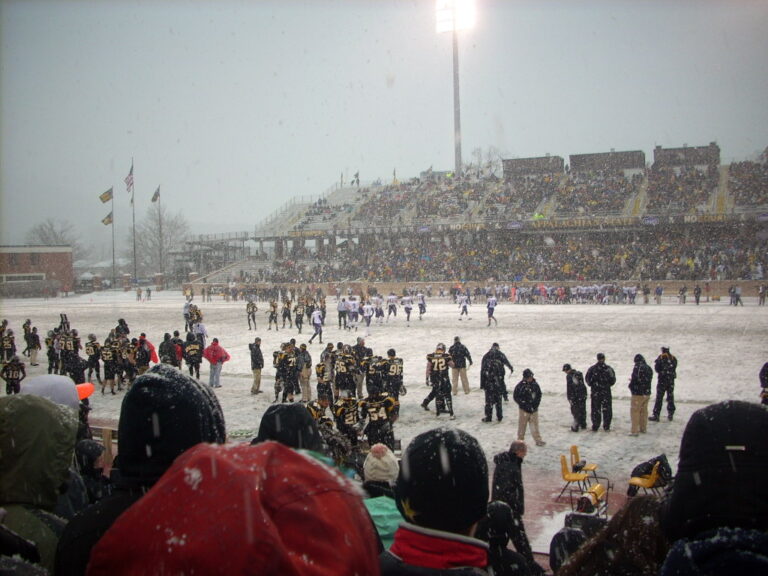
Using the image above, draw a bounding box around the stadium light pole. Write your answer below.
[436,0,475,179]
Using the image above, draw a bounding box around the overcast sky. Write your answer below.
[2,0,767,254]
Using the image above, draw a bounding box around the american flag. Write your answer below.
[124,162,134,193]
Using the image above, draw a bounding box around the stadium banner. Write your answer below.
[532,216,638,229]
[681,214,728,224]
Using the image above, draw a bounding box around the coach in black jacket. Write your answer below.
[585,353,616,432]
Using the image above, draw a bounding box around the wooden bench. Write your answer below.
[90,417,119,472]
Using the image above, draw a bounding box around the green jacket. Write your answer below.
[1,394,78,573]
[364,495,403,550]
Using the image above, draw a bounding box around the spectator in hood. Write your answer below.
[659,400,768,575]
[86,442,381,576]
[0,394,78,573]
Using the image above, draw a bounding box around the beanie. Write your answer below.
[523,369,534,378]
[363,443,400,484]
[253,403,324,453]
[562,364,572,372]
[396,427,488,533]
[634,354,644,363]
[116,364,226,486]
[486,500,514,546]
[75,438,105,470]
[662,400,768,542]
[87,442,381,576]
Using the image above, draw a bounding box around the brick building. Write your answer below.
[0,245,74,297]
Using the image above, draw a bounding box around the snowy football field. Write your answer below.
[2,290,764,548]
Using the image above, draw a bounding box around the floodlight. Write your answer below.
[436,0,476,34]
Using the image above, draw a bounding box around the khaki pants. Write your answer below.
[300,367,312,402]
[517,409,543,444]
[251,368,262,394]
[451,367,470,394]
[354,372,365,397]
[630,395,650,434]
[30,348,39,365]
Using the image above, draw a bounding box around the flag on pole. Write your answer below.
[151,186,160,203]
[124,162,134,193]
[102,211,113,226]
[99,187,113,203]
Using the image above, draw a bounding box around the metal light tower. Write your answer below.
[436,0,476,178]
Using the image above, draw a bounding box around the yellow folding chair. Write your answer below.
[558,454,590,500]
[628,460,662,496]
[570,445,599,480]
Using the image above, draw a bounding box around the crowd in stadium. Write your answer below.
[239,222,765,285]
[728,160,768,207]
[646,165,718,214]
[556,170,642,216]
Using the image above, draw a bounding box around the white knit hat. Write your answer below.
[363,443,399,484]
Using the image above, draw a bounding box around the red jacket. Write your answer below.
[86,442,381,575]
[203,342,230,365]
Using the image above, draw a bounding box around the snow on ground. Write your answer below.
[2,290,764,542]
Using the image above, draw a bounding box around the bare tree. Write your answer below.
[124,203,189,279]
[470,146,503,178]
[485,146,503,177]
[25,218,90,261]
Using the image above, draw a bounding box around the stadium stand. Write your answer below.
[177,142,767,288]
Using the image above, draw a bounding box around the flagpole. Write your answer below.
[131,157,137,284]
[111,194,116,291]
[158,191,164,287]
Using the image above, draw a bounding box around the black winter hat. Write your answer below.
[662,400,768,542]
[486,500,513,545]
[253,403,324,453]
[117,364,226,486]
[75,438,104,470]
[562,364,572,372]
[634,354,644,363]
[523,369,534,378]
[396,427,488,533]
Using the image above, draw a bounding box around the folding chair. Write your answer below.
[628,460,662,496]
[570,445,599,481]
[558,454,589,500]
[570,482,610,518]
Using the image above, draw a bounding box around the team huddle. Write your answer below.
[250,335,404,456]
